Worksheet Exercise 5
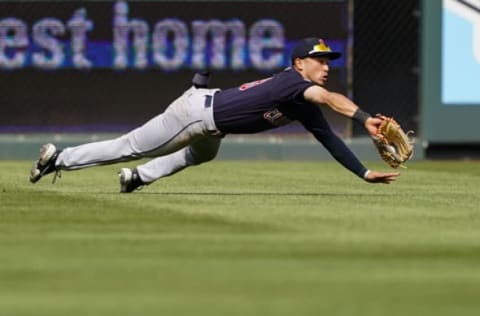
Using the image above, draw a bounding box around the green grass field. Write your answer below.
[1,160,480,316]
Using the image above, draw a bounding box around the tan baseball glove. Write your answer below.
[372,115,414,168]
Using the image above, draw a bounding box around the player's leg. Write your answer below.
[56,95,196,169]
[119,136,221,193]
[30,87,221,183]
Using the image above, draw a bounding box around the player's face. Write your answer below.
[298,57,330,86]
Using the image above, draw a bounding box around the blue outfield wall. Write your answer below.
[0,133,424,162]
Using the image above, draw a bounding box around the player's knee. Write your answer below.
[188,145,219,165]
[188,138,221,165]
[202,149,219,163]
[191,149,218,164]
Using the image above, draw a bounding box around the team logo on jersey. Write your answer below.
[263,108,291,126]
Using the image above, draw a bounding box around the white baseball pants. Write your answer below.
[55,87,222,183]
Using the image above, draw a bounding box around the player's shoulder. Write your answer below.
[276,67,299,77]
[272,67,308,84]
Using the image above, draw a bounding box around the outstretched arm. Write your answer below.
[310,125,399,184]
[303,85,382,136]
[304,85,358,116]
[302,86,400,184]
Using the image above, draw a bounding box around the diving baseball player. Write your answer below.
[30,37,400,192]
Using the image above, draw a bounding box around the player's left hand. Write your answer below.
[364,116,383,136]
[364,170,400,184]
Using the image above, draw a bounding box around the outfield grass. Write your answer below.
[1,160,480,316]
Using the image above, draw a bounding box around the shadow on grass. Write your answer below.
[130,191,392,197]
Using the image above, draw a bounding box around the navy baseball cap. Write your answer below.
[290,38,342,62]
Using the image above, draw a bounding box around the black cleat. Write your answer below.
[119,168,144,193]
[30,143,61,183]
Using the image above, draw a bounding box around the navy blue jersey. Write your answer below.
[213,68,314,134]
[212,68,368,178]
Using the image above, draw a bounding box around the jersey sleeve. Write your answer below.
[286,103,368,178]
[271,70,315,104]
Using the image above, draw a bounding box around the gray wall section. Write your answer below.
[0,134,424,162]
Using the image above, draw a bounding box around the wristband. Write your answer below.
[352,109,371,125]
[363,169,371,179]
